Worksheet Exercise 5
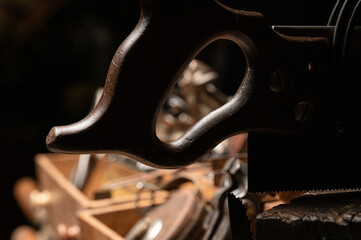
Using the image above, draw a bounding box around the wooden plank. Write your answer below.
[77,199,167,240]
[34,153,169,239]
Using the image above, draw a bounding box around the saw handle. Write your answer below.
[47,0,329,168]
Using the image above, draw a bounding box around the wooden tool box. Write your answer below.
[13,153,218,240]
[13,153,170,240]
[77,199,165,240]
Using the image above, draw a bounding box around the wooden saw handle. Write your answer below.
[46,0,330,168]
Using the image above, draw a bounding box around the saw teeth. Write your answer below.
[228,193,254,239]
[250,188,361,195]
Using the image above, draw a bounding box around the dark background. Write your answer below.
[0,0,335,238]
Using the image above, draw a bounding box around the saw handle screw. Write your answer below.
[308,60,321,74]
[294,101,314,123]
[268,71,288,93]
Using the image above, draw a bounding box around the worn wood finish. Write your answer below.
[78,200,165,240]
[78,189,206,240]
[80,156,139,199]
[10,226,39,240]
[46,0,330,168]
[13,177,38,223]
[256,191,361,240]
[35,153,169,239]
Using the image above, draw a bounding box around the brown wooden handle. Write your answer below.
[13,177,38,222]
[11,226,39,240]
[46,0,330,168]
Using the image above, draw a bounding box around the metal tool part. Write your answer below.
[126,176,207,240]
[69,154,96,190]
[69,87,103,189]
[203,158,247,240]
[227,194,252,240]
[156,59,227,142]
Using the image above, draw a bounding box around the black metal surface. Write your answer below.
[332,0,361,135]
[248,0,361,193]
[228,193,253,240]
[248,133,361,192]
[328,0,346,25]
[203,158,247,240]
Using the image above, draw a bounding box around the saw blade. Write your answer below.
[248,133,361,193]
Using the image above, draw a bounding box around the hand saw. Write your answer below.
[46,0,361,192]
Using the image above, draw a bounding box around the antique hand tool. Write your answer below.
[203,157,247,240]
[47,0,361,192]
[156,59,227,142]
[125,176,208,240]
